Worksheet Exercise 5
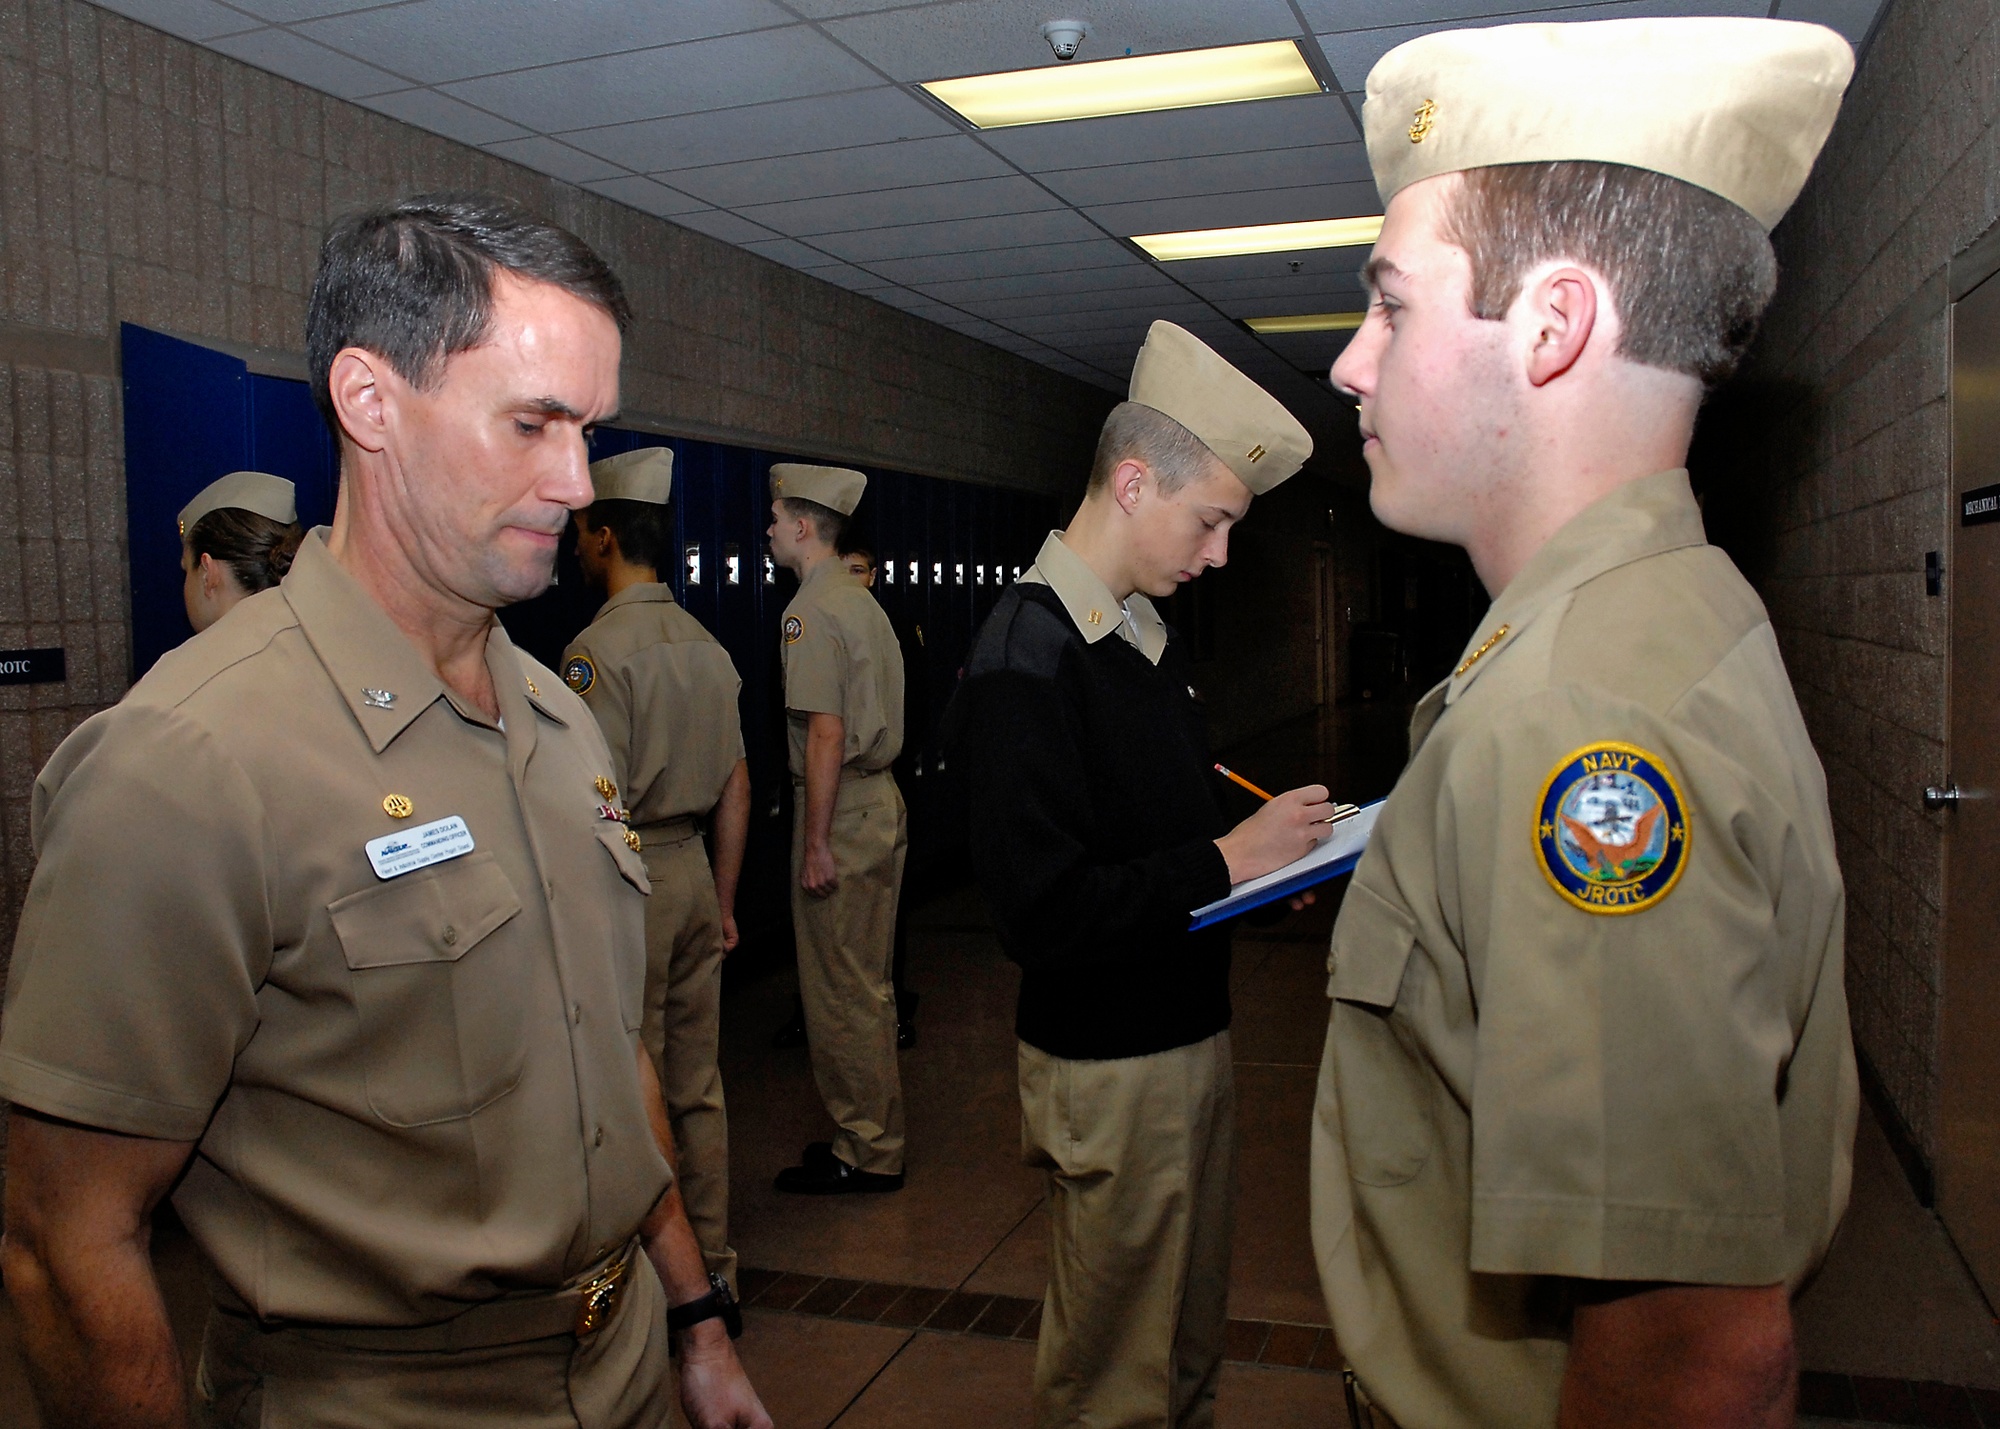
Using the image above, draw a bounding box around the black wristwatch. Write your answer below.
[667,1271,742,1340]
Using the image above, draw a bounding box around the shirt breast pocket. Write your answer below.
[328,853,525,1127]
[1328,880,1435,1188]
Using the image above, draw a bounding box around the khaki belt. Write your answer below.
[632,815,701,845]
[216,1242,637,1357]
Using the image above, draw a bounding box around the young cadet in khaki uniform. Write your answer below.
[0,194,769,1429]
[765,463,909,1194]
[949,322,1333,1429]
[177,470,303,634]
[1312,21,1857,1429]
[561,445,751,1290]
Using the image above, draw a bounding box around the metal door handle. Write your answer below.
[1926,785,1966,810]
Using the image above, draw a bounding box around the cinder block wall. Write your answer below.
[0,0,1115,962]
[1710,0,1988,1169]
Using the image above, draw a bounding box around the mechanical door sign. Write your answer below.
[0,648,64,685]
[1963,483,2000,525]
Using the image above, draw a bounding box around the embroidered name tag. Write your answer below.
[366,816,475,881]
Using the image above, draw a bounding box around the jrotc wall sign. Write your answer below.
[0,648,65,685]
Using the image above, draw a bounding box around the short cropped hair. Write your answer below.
[580,499,671,572]
[1439,161,1777,387]
[779,496,846,548]
[186,508,304,594]
[837,538,876,568]
[1087,402,1221,494]
[307,192,632,437]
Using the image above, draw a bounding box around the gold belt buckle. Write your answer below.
[574,1256,627,1336]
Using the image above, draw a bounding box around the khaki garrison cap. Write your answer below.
[1128,321,1312,496]
[177,471,297,537]
[770,463,866,516]
[1364,18,1853,231]
[590,446,674,505]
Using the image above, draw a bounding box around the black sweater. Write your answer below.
[946,583,1234,1059]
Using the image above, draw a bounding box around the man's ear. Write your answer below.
[327,347,391,453]
[1112,458,1149,515]
[1522,266,1601,388]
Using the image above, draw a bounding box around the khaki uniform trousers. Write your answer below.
[790,769,907,1175]
[1019,1032,1238,1429]
[636,819,735,1288]
[194,1244,672,1428]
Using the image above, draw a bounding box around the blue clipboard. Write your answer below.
[1188,800,1383,931]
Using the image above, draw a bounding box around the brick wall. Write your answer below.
[1707,0,1996,1167]
[0,0,1117,965]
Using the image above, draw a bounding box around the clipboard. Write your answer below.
[1188,800,1383,931]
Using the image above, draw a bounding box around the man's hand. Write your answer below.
[679,1319,774,1429]
[1214,784,1335,884]
[2,1109,197,1429]
[719,908,740,953]
[1559,1281,1794,1428]
[801,841,840,898]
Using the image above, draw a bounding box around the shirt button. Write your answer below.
[593,1126,604,1148]
[441,925,458,946]
[572,1002,582,1025]
[544,881,555,902]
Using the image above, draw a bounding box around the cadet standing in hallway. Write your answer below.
[562,444,751,1290]
[1312,20,1857,1429]
[948,321,1331,1429]
[0,192,768,1428]
[177,470,305,634]
[767,464,909,1194]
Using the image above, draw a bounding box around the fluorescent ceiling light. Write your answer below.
[1131,215,1383,262]
[922,39,1321,130]
[1244,312,1366,334]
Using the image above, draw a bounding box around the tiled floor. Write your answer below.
[1,707,1997,1428]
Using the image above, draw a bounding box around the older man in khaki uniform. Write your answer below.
[0,194,767,1428]
[766,463,908,1194]
[1312,21,1857,1429]
[950,322,1331,1429]
[562,445,751,1289]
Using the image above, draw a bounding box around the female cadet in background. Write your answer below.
[178,470,304,634]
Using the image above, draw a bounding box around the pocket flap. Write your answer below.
[598,825,651,894]
[1329,880,1418,1008]
[330,852,522,970]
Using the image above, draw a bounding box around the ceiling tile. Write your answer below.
[910,263,1178,305]
[738,235,844,268]
[862,236,1136,284]
[439,26,879,133]
[1000,304,1212,338]
[223,0,385,19]
[1298,0,1544,31]
[812,209,1102,263]
[824,0,1307,83]
[298,0,792,85]
[1184,276,1369,307]
[583,175,711,219]
[1040,143,1371,207]
[981,93,1358,170]
[209,27,410,97]
[86,0,262,41]
[1314,0,1766,90]
[963,289,1207,321]
[739,176,1070,239]
[564,87,955,171]
[802,264,901,293]
[1773,0,1884,41]
[1155,249,1367,284]
[670,209,788,246]
[1083,180,1384,237]
[483,135,628,185]
[358,88,531,146]
[660,135,1014,208]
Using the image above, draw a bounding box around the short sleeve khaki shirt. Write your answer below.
[561,583,745,830]
[0,534,669,1326]
[1312,471,1856,1429]
[780,559,904,778]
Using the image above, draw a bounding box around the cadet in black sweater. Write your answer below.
[948,321,1330,1429]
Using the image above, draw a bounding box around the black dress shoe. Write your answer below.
[774,1157,905,1195]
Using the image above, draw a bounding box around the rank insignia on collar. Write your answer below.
[594,775,617,802]
[1535,742,1689,915]
[526,677,539,697]
[563,655,596,695]
[784,616,804,645]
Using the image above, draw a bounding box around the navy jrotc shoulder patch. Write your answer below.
[562,654,596,695]
[783,615,804,645]
[1535,742,1690,915]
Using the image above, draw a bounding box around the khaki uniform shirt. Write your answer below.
[1313,471,1855,1429]
[1019,531,1169,665]
[0,534,669,1327]
[780,558,904,777]
[560,583,745,829]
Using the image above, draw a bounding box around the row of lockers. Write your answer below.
[121,323,1064,945]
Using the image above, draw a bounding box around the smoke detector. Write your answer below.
[1040,19,1090,61]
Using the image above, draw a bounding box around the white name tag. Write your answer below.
[366,816,475,880]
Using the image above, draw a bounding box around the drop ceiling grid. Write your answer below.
[92,0,1888,399]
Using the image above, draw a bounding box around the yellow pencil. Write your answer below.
[1213,763,1276,801]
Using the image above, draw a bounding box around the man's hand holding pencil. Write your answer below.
[1211,764,1341,887]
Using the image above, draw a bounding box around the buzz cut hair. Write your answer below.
[778,496,847,548]
[1438,161,1778,388]
[1087,401,1221,494]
